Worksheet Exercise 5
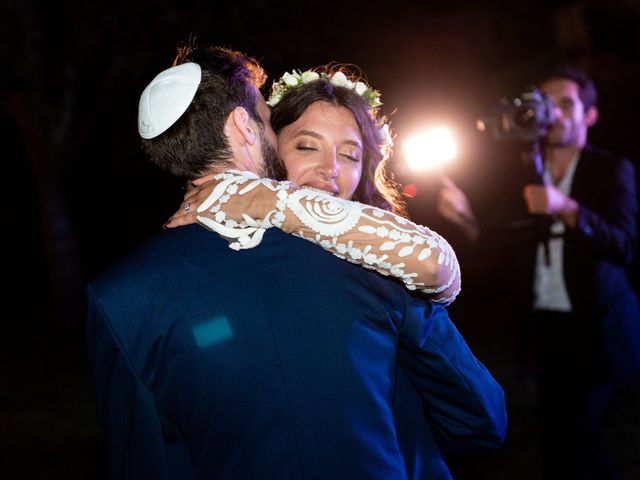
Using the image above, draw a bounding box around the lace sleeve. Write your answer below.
[195,170,461,305]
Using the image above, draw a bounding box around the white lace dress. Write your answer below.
[194,170,461,305]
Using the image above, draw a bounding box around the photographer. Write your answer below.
[438,67,640,478]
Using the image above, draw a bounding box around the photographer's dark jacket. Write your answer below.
[510,144,640,380]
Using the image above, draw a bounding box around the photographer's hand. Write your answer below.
[523,184,578,228]
[437,176,479,243]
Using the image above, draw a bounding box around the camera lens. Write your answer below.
[514,107,536,128]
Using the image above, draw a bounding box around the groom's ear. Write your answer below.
[585,105,599,128]
[228,106,257,146]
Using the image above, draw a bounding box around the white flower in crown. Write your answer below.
[354,82,368,95]
[267,92,283,106]
[301,71,320,83]
[329,71,354,89]
[281,71,301,87]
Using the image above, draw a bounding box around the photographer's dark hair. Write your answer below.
[270,73,407,217]
[142,45,267,180]
[544,66,598,110]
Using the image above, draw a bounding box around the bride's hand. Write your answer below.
[164,174,216,228]
[164,173,277,229]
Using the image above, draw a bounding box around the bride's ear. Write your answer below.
[229,106,257,146]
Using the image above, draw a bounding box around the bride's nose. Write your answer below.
[317,149,338,180]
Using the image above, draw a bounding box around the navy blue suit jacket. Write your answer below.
[87,225,506,479]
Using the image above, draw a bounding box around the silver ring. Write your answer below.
[184,202,191,213]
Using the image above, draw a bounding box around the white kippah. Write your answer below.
[138,62,202,139]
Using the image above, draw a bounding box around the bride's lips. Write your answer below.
[303,182,339,196]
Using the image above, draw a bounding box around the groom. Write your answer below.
[87,44,506,479]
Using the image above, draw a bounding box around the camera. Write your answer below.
[477,85,555,142]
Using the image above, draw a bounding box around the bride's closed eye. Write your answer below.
[341,152,361,162]
[296,145,318,152]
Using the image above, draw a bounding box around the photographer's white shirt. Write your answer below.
[533,153,580,312]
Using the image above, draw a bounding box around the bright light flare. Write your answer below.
[402,127,457,171]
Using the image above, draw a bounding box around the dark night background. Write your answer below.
[2,0,639,478]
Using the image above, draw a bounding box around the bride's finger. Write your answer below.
[166,200,194,224]
[164,212,198,229]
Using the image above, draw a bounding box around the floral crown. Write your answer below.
[266,69,393,152]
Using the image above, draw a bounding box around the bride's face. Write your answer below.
[277,101,363,199]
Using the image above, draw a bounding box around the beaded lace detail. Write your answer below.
[196,170,461,305]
